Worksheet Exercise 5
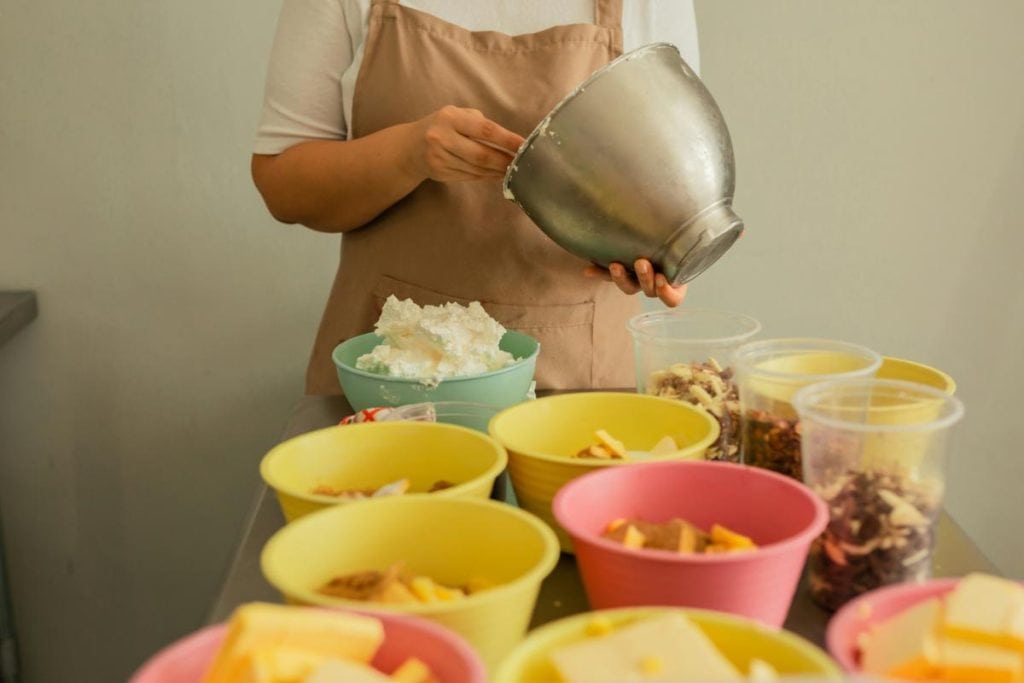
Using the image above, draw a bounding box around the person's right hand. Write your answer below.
[409,106,525,183]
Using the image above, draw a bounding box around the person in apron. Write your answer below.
[251,0,699,394]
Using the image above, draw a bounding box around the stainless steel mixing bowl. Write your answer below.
[503,43,743,286]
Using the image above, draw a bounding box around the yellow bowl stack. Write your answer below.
[259,496,559,672]
[260,421,507,522]
[488,392,719,551]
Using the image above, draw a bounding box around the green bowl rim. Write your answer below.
[488,392,720,468]
[332,331,540,385]
[259,497,560,616]
[259,421,509,506]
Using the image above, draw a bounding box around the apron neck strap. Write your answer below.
[594,0,623,30]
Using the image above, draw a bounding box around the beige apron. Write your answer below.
[305,0,640,395]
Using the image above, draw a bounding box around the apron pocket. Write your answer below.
[372,275,595,390]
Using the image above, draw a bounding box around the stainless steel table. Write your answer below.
[208,395,997,648]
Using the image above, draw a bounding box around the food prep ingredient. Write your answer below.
[356,296,514,383]
[549,612,777,682]
[318,563,491,604]
[742,410,802,480]
[808,470,941,610]
[202,602,440,683]
[311,478,454,499]
[573,429,679,460]
[602,517,756,555]
[859,573,1024,681]
[647,358,740,462]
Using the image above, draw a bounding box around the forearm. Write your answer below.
[251,122,425,233]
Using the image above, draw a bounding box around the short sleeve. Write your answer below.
[254,0,354,154]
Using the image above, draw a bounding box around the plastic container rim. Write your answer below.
[793,378,965,434]
[626,308,763,346]
[734,338,882,384]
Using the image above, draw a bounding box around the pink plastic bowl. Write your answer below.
[129,607,487,683]
[826,578,960,673]
[552,460,828,626]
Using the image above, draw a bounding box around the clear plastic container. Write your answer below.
[628,309,761,461]
[734,339,882,479]
[793,379,964,610]
[377,401,513,503]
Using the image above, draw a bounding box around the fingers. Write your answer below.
[609,263,641,294]
[634,259,657,297]
[453,108,525,154]
[444,132,514,174]
[594,260,688,307]
[656,274,688,308]
[436,148,496,180]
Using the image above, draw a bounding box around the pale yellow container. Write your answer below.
[876,356,956,394]
[488,392,719,551]
[864,357,957,465]
[260,421,507,523]
[260,496,559,673]
[493,606,841,682]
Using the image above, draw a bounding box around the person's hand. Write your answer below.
[584,258,688,308]
[409,106,524,183]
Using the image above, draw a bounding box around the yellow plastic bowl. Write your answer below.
[260,421,508,522]
[876,356,956,394]
[260,496,559,673]
[493,607,841,682]
[488,392,719,551]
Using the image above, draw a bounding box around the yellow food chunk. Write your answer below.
[944,573,1024,651]
[622,525,647,549]
[607,518,628,532]
[595,429,627,458]
[374,579,419,605]
[860,597,942,679]
[202,603,384,683]
[585,616,614,637]
[550,613,742,682]
[747,658,779,681]
[391,657,438,683]
[304,659,394,683]
[710,524,756,551]
[650,436,679,456]
[936,636,1024,682]
[639,655,664,675]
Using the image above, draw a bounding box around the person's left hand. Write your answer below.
[583,259,688,307]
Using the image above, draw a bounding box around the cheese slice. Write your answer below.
[860,597,942,679]
[304,659,394,683]
[944,573,1024,651]
[202,603,385,683]
[550,612,742,682]
[936,636,1024,682]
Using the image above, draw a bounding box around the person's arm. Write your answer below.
[252,106,523,233]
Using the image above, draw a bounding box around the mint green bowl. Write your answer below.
[332,332,540,412]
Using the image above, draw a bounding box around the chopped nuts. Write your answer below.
[808,470,940,611]
[646,358,740,462]
[742,410,803,480]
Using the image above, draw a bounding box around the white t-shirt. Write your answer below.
[254,0,700,154]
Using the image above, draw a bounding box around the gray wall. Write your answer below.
[0,1,1021,681]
